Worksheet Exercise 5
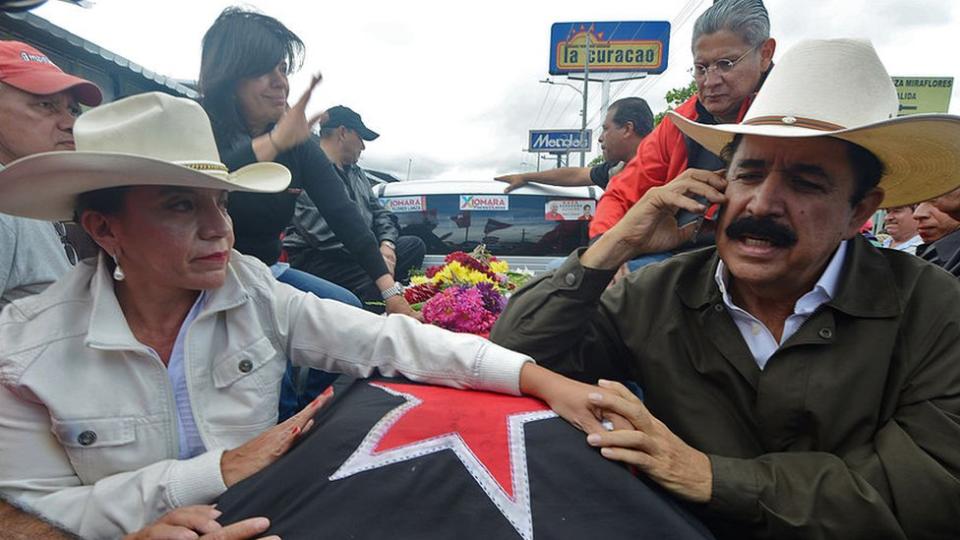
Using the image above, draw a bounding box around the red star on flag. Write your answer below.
[329,382,557,540]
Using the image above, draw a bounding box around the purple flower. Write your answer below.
[475,281,506,314]
[422,286,499,334]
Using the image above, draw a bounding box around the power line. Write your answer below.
[580,2,707,161]
[532,5,708,161]
[538,78,567,129]
[531,84,553,128]
[607,0,708,104]
[575,0,706,132]
[537,20,624,131]
[546,91,581,128]
[608,0,705,102]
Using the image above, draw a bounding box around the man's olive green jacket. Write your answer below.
[491,236,960,539]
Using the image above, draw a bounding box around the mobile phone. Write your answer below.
[676,194,709,228]
[676,168,726,228]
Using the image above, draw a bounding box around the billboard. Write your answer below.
[549,21,671,75]
[528,129,593,153]
[892,76,953,116]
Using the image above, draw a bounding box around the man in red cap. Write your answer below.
[0,40,102,306]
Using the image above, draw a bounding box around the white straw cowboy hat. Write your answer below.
[668,38,960,207]
[0,91,291,221]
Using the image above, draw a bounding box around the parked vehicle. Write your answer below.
[372,180,603,273]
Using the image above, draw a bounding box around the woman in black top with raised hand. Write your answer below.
[198,7,421,320]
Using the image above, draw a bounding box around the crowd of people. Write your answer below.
[0,0,959,539]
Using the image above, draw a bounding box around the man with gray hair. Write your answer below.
[592,0,775,243]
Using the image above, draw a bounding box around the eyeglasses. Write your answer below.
[688,45,758,79]
[52,222,79,266]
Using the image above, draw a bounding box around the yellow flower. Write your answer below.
[410,275,429,285]
[467,269,495,285]
[431,261,471,286]
[489,260,509,274]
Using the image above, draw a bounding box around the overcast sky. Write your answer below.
[32,0,960,180]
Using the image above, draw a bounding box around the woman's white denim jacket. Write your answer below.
[0,252,530,538]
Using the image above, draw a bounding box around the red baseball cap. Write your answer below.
[0,40,102,106]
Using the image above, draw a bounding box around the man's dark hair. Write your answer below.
[199,7,304,145]
[319,126,339,139]
[720,134,885,205]
[609,97,654,137]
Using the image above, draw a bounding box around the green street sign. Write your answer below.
[892,77,953,116]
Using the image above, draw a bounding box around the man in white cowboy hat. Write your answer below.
[0,39,103,307]
[492,38,960,539]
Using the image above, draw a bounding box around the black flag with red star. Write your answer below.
[216,378,715,540]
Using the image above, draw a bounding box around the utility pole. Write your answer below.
[538,27,647,168]
[580,28,590,167]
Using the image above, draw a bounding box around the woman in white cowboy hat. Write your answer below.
[0,92,611,539]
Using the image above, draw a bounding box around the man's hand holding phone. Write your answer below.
[675,169,725,245]
[581,169,727,270]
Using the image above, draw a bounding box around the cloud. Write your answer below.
[31,0,959,181]
[770,0,955,45]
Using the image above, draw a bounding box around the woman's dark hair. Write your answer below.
[71,187,130,258]
[719,134,884,205]
[199,7,304,144]
[73,186,129,221]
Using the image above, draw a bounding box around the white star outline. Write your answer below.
[328,383,558,540]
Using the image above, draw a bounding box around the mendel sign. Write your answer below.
[528,129,593,154]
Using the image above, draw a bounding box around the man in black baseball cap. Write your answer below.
[324,105,380,141]
[284,105,425,313]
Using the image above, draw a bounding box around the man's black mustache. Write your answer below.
[725,216,798,247]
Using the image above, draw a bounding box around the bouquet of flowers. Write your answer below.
[403,245,529,336]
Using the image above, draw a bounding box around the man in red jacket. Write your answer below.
[592,0,776,241]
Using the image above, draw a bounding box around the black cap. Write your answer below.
[322,105,379,141]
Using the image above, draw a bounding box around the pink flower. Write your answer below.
[422,286,498,334]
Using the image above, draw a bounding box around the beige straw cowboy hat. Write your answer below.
[668,38,960,207]
[0,91,291,221]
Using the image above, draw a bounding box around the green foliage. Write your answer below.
[588,154,605,167]
[653,80,697,126]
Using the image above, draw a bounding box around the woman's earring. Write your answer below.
[112,253,125,281]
